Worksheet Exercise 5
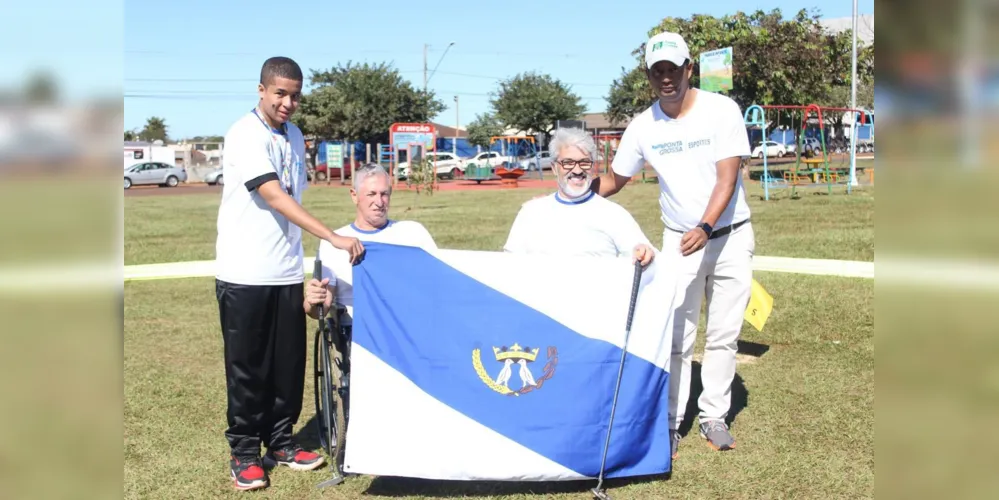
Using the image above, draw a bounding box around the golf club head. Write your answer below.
[317,475,344,489]
[591,487,612,500]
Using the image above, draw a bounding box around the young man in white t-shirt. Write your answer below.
[214,56,364,491]
[304,163,438,326]
[503,127,655,265]
[592,32,755,457]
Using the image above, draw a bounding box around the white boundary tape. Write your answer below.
[6,254,999,294]
[0,255,873,296]
[118,256,877,283]
[116,254,999,292]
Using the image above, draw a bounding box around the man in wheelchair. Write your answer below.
[304,161,438,329]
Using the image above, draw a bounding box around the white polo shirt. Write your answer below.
[319,220,437,325]
[215,109,310,286]
[503,191,653,258]
[612,90,752,232]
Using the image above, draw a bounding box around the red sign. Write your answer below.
[390,123,436,134]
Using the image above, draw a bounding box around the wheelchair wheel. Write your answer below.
[313,326,347,472]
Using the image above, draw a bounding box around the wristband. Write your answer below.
[698,222,713,236]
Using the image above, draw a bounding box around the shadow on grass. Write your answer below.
[363,472,668,497]
[676,339,768,437]
[293,413,323,453]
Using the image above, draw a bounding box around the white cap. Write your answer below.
[645,31,691,69]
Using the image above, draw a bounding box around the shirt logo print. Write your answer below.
[652,141,684,155]
[687,138,711,149]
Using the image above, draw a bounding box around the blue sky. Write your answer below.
[4,2,121,102]
[123,0,873,139]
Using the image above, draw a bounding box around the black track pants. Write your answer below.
[215,279,306,457]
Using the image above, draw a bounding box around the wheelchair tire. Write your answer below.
[313,327,347,472]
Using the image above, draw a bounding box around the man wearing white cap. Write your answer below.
[591,31,755,458]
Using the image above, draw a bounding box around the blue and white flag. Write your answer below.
[341,242,679,481]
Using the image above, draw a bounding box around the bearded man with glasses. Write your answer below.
[502,127,655,267]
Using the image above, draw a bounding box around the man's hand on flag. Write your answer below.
[330,233,365,264]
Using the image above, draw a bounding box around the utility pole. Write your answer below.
[960,0,983,168]
[454,95,459,156]
[423,43,428,92]
[848,0,859,187]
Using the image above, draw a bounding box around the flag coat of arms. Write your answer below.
[337,242,680,481]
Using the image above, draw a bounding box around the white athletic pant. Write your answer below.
[663,222,755,429]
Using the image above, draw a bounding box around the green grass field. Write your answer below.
[124,182,874,499]
[125,183,874,265]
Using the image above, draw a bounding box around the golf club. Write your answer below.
[313,257,346,488]
[591,260,644,500]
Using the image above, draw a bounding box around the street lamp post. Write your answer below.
[424,41,456,92]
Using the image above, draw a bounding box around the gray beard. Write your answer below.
[557,173,592,199]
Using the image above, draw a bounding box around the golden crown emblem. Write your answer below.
[493,343,540,362]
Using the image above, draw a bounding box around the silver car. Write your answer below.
[519,151,553,171]
[204,167,224,186]
[124,162,188,189]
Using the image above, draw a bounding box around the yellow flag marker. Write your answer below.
[744,279,774,332]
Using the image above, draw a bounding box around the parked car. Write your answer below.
[518,151,554,171]
[204,167,224,186]
[397,152,465,180]
[751,141,788,158]
[124,162,188,189]
[786,137,822,155]
[463,151,520,174]
[311,161,351,182]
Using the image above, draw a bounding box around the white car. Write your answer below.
[465,151,517,168]
[396,152,465,180]
[786,137,822,155]
[751,141,788,158]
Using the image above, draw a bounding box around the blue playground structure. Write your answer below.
[436,137,478,158]
[744,104,783,201]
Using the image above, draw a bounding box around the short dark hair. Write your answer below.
[260,56,303,86]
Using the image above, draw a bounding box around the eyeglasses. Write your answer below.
[555,159,594,170]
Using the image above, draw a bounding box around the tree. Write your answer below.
[24,71,59,103]
[139,117,169,143]
[465,112,504,148]
[124,130,138,141]
[606,9,868,125]
[296,62,445,144]
[822,80,874,111]
[490,72,586,138]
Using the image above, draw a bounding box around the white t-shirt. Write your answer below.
[612,90,752,232]
[503,191,653,258]
[215,109,310,286]
[318,220,437,325]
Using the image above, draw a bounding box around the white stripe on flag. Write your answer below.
[344,344,586,481]
[436,249,678,369]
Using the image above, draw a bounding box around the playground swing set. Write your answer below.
[744,103,869,201]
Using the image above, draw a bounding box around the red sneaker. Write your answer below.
[230,455,268,491]
[267,445,325,471]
